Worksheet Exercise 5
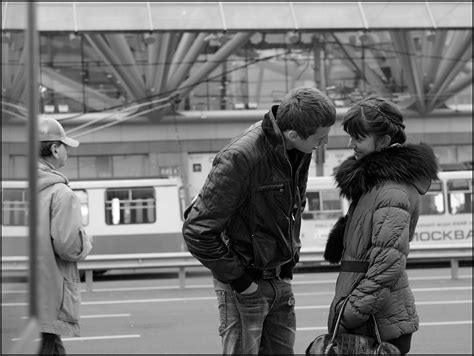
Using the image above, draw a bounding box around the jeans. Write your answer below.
[213,277,296,355]
[38,333,66,355]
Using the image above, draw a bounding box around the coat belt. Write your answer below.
[340,260,369,273]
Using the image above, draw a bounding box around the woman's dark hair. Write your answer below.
[40,141,63,157]
[343,97,406,144]
[276,87,336,139]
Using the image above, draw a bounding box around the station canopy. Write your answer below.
[2,2,472,32]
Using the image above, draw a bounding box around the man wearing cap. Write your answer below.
[37,117,92,355]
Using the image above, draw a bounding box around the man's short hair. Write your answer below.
[276,87,336,139]
[40,141,62,158]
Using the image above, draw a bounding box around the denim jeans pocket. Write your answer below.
[216,289,240,336]
[58,278,80,323]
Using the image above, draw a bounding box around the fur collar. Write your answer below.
[334,143,439,201]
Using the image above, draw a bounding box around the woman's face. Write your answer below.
[348,135,383,160]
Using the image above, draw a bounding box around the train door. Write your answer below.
[300,177,348,252]
[187,152,216,200]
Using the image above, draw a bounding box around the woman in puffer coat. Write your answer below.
[323,97,439,355]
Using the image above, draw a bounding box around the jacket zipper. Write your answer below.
[286,153,307,262]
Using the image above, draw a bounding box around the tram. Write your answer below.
[2,171,472,258]
[1,177,186,257]
[300,170,473,252]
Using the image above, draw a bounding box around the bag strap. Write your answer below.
[329,297,384,347]
[329,297,350,344]
[371,314,384,352]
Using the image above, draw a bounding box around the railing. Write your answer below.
[2,245,472,292]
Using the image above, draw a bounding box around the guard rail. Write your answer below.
[2,245,472,292]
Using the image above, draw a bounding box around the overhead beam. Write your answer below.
[165,32,210,92]
[2,2,472,31]
[41,67,122,111]
[427,31,472,111]
[105,34,147,98]
[84,34,139,101]
[175,32,254,100]
[390,30,426,113]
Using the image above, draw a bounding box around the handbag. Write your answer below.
[306,297,400,355]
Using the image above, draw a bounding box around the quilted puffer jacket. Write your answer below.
[324,143,438,341]
[182,106,312,292]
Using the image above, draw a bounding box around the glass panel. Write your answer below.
[419,193,444,215]
[361,3,431,28]
[294,3,364,29]
[149,3,223,30]
[78,156,102,179]
[447,179,471,191]
[2,189,28,226]
[448,192,472,214]
[305,190,343,220]
[223,3,294,30]
[73,190,89,226]
[36,3,75,31]
[76,3,150,31]
[306,192,321,211]
[113,155,148,177]
[447,178,472,215]
[321,190,342,211]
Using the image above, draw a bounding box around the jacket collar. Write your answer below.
[334,143,439,201]
[262,105,288,156]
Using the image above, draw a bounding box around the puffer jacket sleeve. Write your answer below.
[50,186,92,261]
[182,148,250,284]
[342,187,411,329]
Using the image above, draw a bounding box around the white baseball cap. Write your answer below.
[39,117,79,147]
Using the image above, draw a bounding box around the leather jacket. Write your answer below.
[182,106,311,292]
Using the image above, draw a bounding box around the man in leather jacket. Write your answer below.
[182,87,336,355]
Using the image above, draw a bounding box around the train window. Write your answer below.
[447,179,472,215]
[321,190,342,211]
[419,181,444,215]
[2,189,28,226]
[305,190,343,220]
[73,190,89,226]
[105,187,156,225]
[307,192,321,211]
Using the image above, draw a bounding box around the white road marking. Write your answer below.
[412,286,472,292]
[12,334,141,342]
[295,299,472,310]
[297,320,473,331]
[21,313,131,319]
[2,275,471,294]
[3,286,471,307]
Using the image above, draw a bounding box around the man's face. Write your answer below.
[292,126,331,154]
[53,142,69,168]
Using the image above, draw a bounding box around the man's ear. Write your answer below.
[282,130,299,149]
[284,130,299,140]
[51,143,61,158]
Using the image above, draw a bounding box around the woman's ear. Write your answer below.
[377,134,391,150]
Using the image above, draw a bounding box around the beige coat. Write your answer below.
[37,160,92,336]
